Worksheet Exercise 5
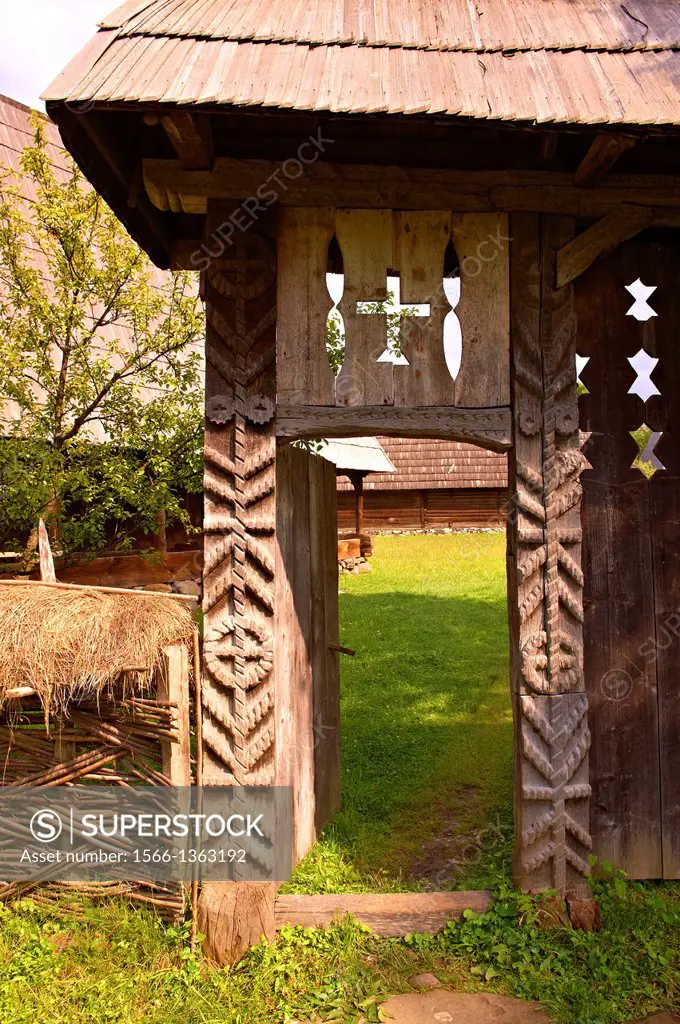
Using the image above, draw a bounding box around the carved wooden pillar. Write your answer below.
[198,202,278,962]
[508,214,592,895]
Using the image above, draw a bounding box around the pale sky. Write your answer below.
[0,0,115,111]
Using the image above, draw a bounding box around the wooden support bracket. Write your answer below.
[575,134,638,187]
[556,204,667,288]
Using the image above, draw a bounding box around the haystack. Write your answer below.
[0,584,196,714]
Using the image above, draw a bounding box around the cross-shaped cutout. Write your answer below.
[628,349,660,401]
[626,279,658,322]
[357,275,430,365]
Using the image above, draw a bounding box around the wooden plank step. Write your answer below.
[274,891,492,937]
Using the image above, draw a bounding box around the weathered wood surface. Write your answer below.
[276,405,511,452]
[276,207,508,410]
[451,213,510,407]
[157,643,192,787]
[275,445,316,866]
[199,882,275,965]
[199,203,278,961]
[579,242,663,879]
[556,205,665,289]
[335,209,395,406]
[645,240,680,879]
[277,207,336,406]
[38,520,56,582]
[509,214,591,895]
[7,550,204,589]
[393,210,453,407]
[574,134,637,188]
[275,446,341,856]
[201,201,278,786]
[274,891,492,937]
[146,159,680,221]
[309,454,341,833]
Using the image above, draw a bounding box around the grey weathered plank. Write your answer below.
[274,891,492,937]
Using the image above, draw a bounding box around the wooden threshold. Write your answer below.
[274,891,492,937]
[276,405,511,453]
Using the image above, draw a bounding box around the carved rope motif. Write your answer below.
[202,227,277,786]
[512,218,592,893]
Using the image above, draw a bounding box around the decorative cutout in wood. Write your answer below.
[626,279,658,322]
[628,349,660,401]
[361,274,430,366]
[575,354,590,395]
[631,424,665,477]
[277,209,509,409]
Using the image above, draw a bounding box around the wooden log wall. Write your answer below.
[579,238,680,879]
[508,214,592,895]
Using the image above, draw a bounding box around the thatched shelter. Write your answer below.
[0,582,195,715]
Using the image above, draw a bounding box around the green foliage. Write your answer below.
[0,115,204,555]
[0,877,678,1023]
[630,425,656,479]
[283,533,514,893]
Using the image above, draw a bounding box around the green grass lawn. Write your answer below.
[284,532,514,893]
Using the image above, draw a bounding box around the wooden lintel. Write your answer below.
[575,133,638,187]
[556,204,667,289]
[161,112,213,170]
[143,158,680,222]
[276,405,512,453]
[274,891,492,937]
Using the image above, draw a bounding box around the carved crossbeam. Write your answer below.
[276,405,511,453]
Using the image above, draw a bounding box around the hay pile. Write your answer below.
[0,584,196,713]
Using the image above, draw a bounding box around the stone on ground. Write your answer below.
[380,990,551,1023]
[410,973,441,991]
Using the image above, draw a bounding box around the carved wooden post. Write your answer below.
[197,202,278,962]
[508,214,592,895]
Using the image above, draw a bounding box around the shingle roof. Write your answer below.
[336,437,508,492]
[43,0,680,127]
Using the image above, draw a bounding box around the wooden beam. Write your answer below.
[274,891,492,937]
[556,204,667,289]
[575,134,638,187]
[161,112,213,171]
[276,405,511,453]
[143,158,680,221]
[0,578,197,603]
[157,643,192,787]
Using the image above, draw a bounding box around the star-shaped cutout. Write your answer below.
[628,348,660,401]
[625,279,658,322]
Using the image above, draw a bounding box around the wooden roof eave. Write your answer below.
[46,101,178,269]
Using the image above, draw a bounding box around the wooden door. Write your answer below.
[578,238,680,879]
[275,445,341,867]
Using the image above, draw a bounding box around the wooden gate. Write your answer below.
[579,238,680,879]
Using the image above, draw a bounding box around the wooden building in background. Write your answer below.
[337,438,508,532]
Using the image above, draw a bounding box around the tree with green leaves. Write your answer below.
[0,115,204,559]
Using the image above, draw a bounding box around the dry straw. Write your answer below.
[0,584,195,714]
